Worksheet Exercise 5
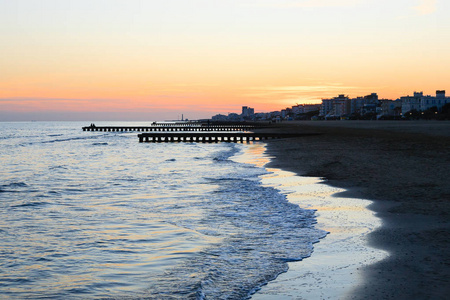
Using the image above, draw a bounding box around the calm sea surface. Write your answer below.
[0,122,326,299]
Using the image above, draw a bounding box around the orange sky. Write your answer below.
[1,0,449,120]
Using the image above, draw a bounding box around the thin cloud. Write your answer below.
[242,84,378,105]
[0,96,209,114]
[253,84,361,92]
[244,84,362,97]
[413,0,437,15]
[0,97,125,103]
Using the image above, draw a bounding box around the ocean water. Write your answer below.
[0,122,327,299]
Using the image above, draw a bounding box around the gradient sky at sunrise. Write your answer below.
[1,0,449,121]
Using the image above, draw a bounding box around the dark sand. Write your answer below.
[262,121,450,299]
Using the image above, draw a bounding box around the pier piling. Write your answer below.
[137,132,317,143]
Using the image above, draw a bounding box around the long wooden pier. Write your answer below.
[82,125,260,132]
[138,132,315,143]
[81,123,313,143]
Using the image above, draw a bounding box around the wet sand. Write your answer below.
[258,121,450,299]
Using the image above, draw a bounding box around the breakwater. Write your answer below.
[138,132,315,143]
[82,123,317,143]
[82,125,261,132]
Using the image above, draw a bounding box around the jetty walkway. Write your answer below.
[82,124,261,132]
[138,132,315,143]
[82,123,314,143]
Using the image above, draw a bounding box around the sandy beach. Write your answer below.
[258,121,450,299]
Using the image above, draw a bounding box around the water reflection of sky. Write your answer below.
[0,123,228,298]
[238,143,389,299]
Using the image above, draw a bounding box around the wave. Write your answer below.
[0,124,326,299]
[11,201,50,208]
[141,156,327,299]
[211,144,241,162]
[18,134,107,146]
[1,182,28,188]
[42,136,99,144]
[0,182,29,193]
[49,165,68,170]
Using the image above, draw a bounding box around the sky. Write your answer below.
[1,0,449,121]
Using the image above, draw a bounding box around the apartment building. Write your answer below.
[401,90,450,115]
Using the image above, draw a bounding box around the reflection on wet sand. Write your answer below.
[233,143,388,299]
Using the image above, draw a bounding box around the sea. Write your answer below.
[0,122,328,299]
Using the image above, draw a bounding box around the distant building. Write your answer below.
[378,99,402,118]
[210,89,449,122]
[254,112,268,120]
[241,106,254,118]
[227,113,241,121]
[401,90,450,115]
[320,94,349,117]
[349,93,378,115]
[292,104,321,116]
[242,106,249,117]
[291,105,302,115]
[320,93,380,118]
[304,104,321,113]
[267,111,281,122]
[400,92,423,115]
[421,90,449,111]
[211,114,228,121]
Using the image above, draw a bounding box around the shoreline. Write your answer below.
[257,166,388,299]
[258,121,450,299]
[236,143,387,299]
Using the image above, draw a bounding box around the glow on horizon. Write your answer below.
[1,0,449,120]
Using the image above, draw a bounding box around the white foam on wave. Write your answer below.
[139,142,327,299]
[232,143,389,300]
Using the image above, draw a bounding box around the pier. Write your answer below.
[82,125,262,132]
[81,123,313,143]
[138,132,315,143]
